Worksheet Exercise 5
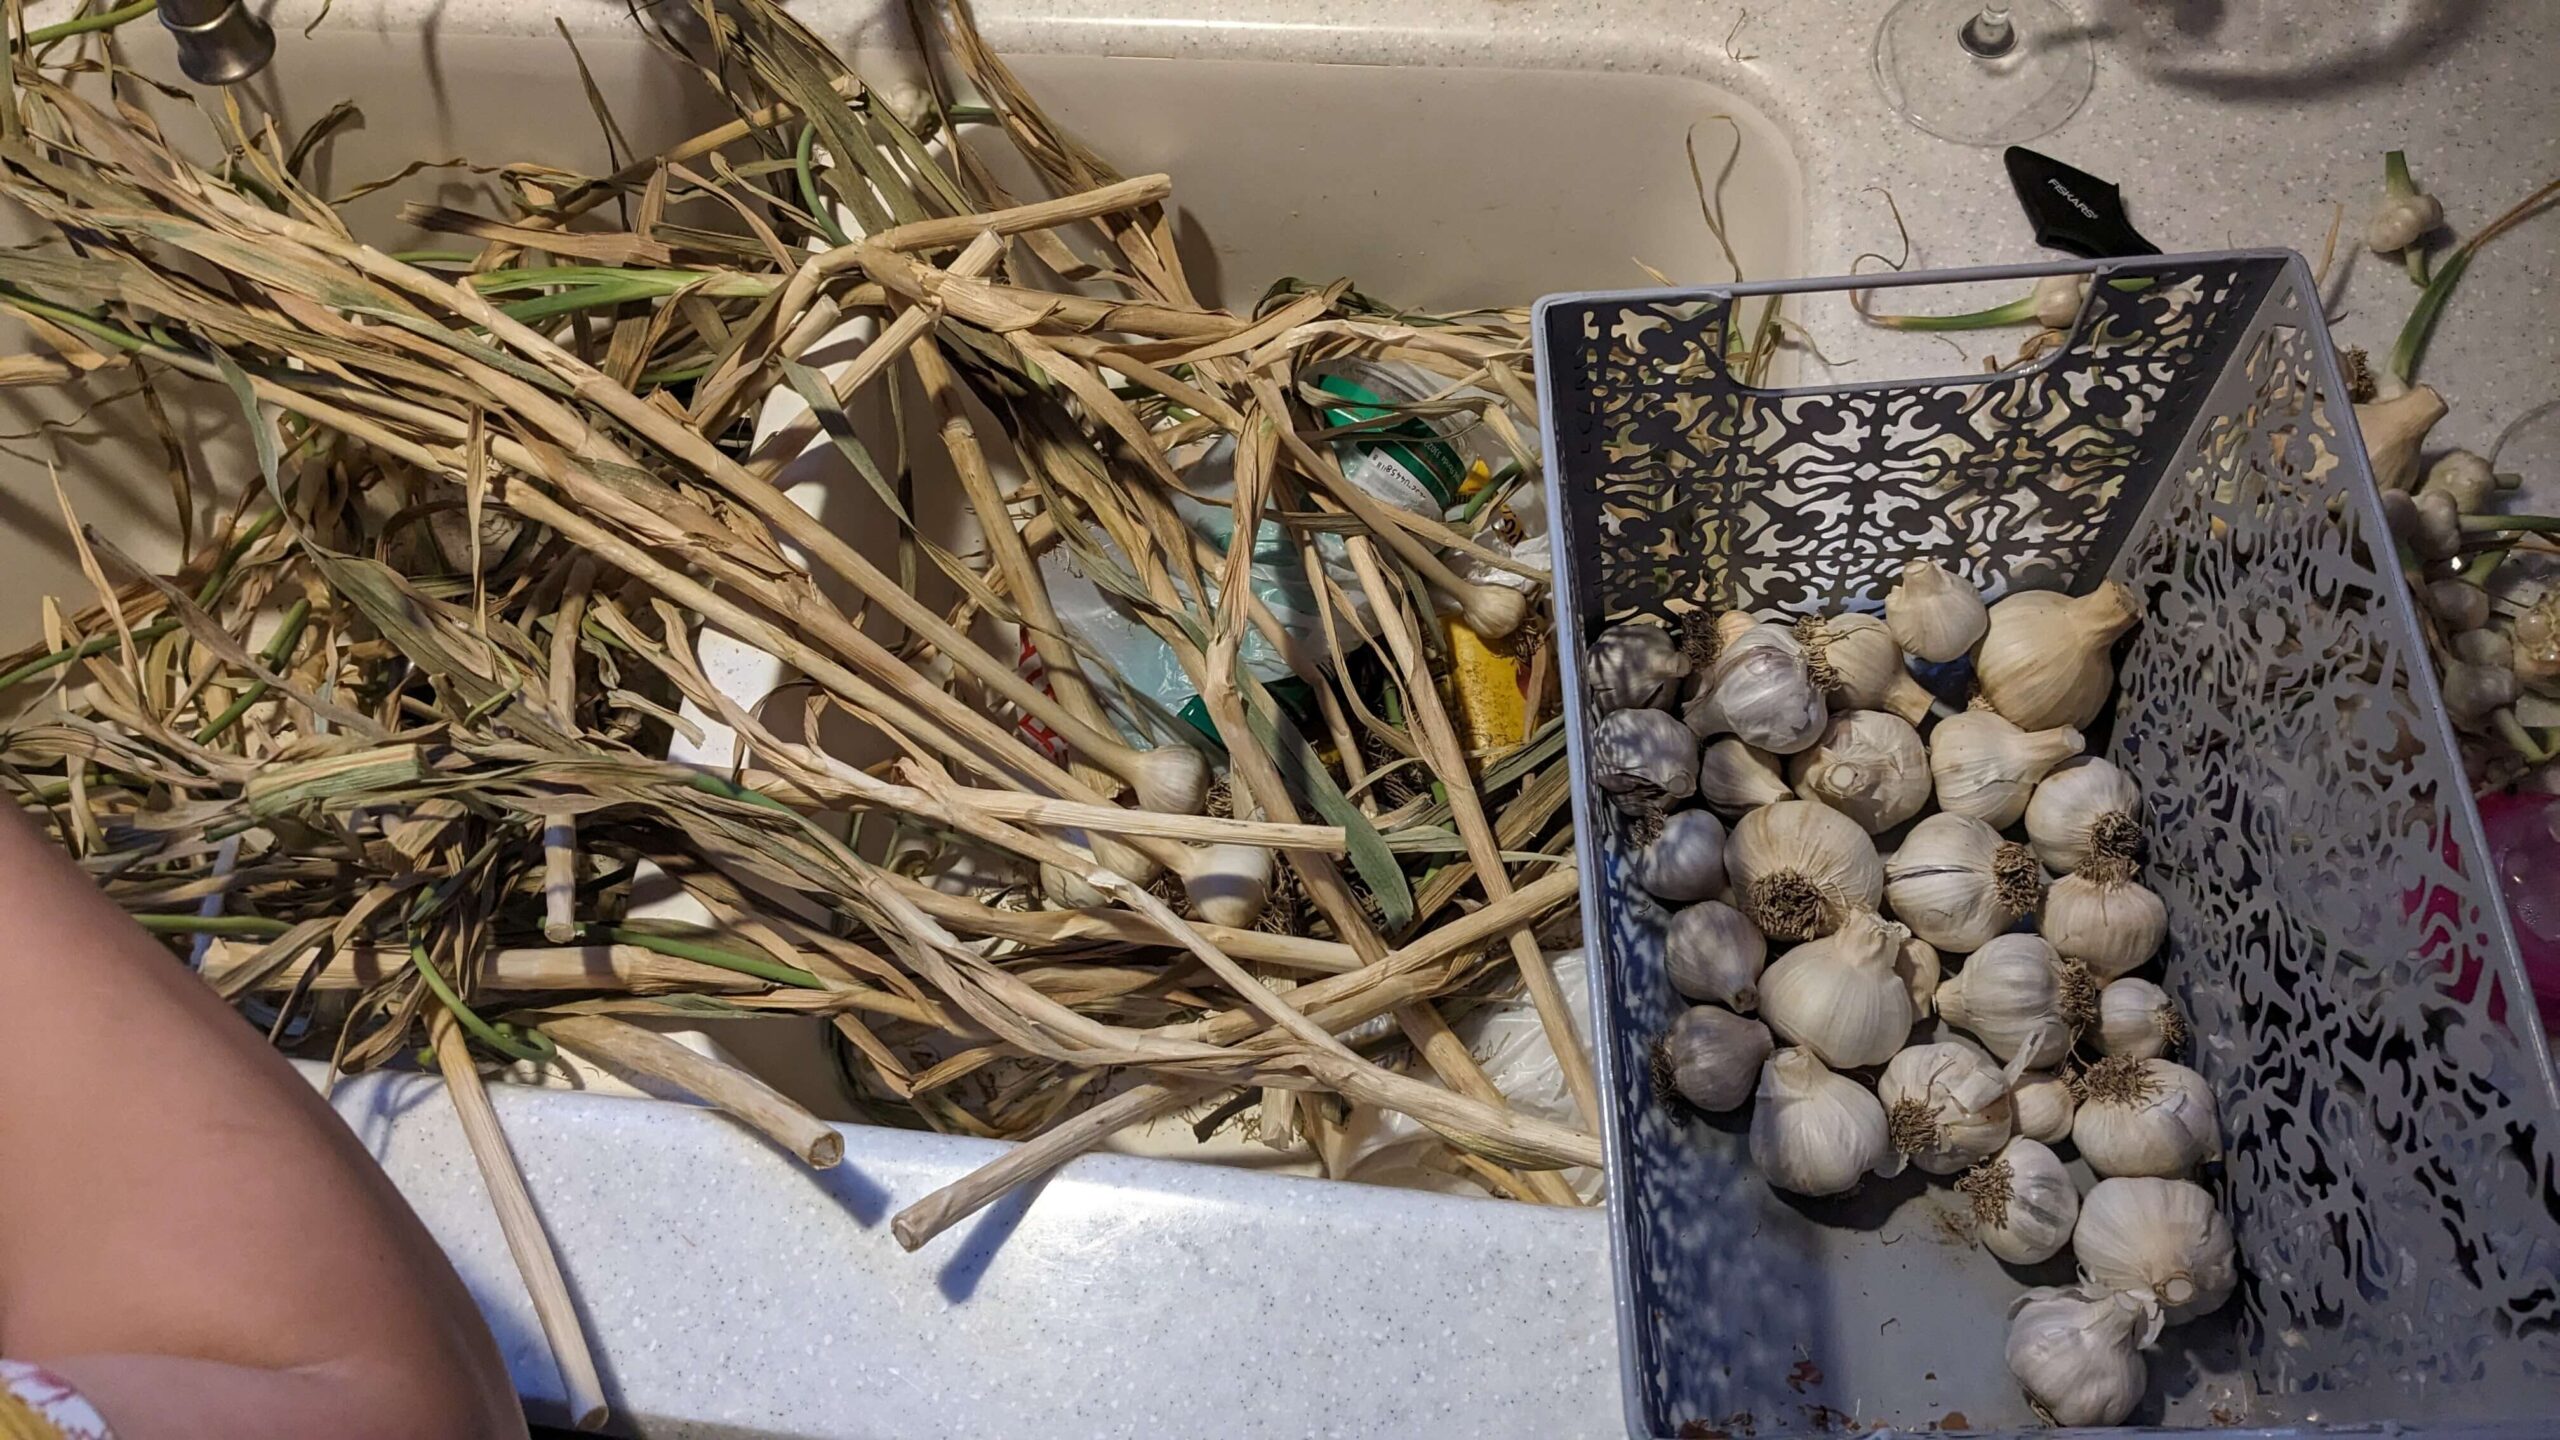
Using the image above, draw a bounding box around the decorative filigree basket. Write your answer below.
[1535,253,2559,1438]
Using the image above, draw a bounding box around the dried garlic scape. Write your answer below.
[1592,707,1697,813]
[1664,899,1766,1011]
[1797,613,1935,724]
[2011,1068,2077,1143]
[1935,934,2074,1069]
[1787,710,1931,833]
[1884,812,2047,953]
[1887,558,1990,663]
[1928,709,2085,828]
[1653,1005,1772,1113]
[1697,738,1794,814]
[1586,622,1689,712]
[2072,1056,2221,1178]
[1760,909,1918,1068]
[2075,1176,2238,1325]
[1961,1135,2079,1264]
[2040,866,2168,980]
[1684,622,1828,754]
[1750,1047,1904,1197]
[2006,1286,2162,1428]
[1974,581,2141,731]
[2026,756,2145,874]
[1879,1041,2014,1174]
[1724,800,1885,942]
[2095,977,2186,1060]
[1632,809,1728,903]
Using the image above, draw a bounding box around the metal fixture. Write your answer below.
[156,0,273,86]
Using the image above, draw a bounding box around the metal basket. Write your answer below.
[1533,252,2560,1438]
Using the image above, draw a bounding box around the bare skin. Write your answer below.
[0,807,524,1439]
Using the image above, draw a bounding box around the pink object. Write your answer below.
[2477,791,2560,1036]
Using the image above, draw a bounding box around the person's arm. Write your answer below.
[0,806,524,1440]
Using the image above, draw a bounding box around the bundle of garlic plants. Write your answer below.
[1609,561,2232,1428]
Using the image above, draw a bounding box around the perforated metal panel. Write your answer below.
[1536,253,2560,1438]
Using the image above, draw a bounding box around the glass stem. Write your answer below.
[1960,2,2018,57]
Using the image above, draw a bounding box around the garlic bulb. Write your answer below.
[2073,1056,2221,1178]
[1934,934,2072,1069]
[1787,710,1931,833]
[1960,1136,2079,1264]
[1653,1005,1772,1112]
[1927,709,2085,827]
[2095,977,2186,1060]
[1884,813,2046,954]
[1632,809,1728,903]
[2005,1286,2162,1428]
[1887,559,1990,663]
[1664,899,1765,1010]
[1683,622,1828,754]
[2039,868,2167,980]
[1184,843,1274,929]
[1696,738,1794,814]
[1750,1047,1904,1197]
[1760,909,1917,1068]
[2012,1069,2077,1144]
[1879,1041,2013,1173]
[1896,934,1941,1018]
[2032,273,2090,329]
[1724,800,1884,942]
[1797,613,1934,724]
[2076,1176,2238,1325]
[2026,757,2145,873]
[1974,581,2141,731]
[1592,707,1698,812]
[1586,622,1689,712]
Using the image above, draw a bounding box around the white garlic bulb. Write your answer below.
[1663,899,1765,1011]
[2095,977,2185,1060]
[1934,934,2072,1069]
[1185,842,1275,929]
[1683,622,1828,754]
[1961,1135,2079,1264]
[2040,868,2168,980]
[1760,909,1918,1068]
[1879,1041,2013,1173]
[1884,812,2047,953]
[2005,1285,2162,1428]
[1927,709,2085,828]
[1797,613,1935,724]
[1654,1005,1772,1112]
[1724,800,1884,942]
[1787,710,1931,833]
[1592,707,1698,812]
[2073,1056,2221,1178]
[1632,808,1728,903]
[2075,1176,2238,1325]
[1975,581,2142,731]
[1750,1047,1904,1197]
[1886,558,1988,663]
[1696,738,1794,814]
[1586,622,1690,712]
[2012,1068,2077,1144]
[1896,933,1942,1018]
[2026,757,2145,873]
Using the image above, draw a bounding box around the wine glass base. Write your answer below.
[1874,0,2096,147]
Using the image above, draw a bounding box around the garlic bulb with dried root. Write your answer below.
[2075,1177,2238,1325]
[2026,757,2145,874]
[1664,899,1766,1011]
[1935,934,2073,1069]
[1884,812,2047,953]
[1684,622,1828,754]
[2040,867,2167,980]
[1751,1047,1904,1197]
[1961,1135,2079,1264]
[1725,800,1885,942]
[1788,710,1931,833]
[1586,622,1690,712]
[2005,1286,2162,1428]
[1797,613,1935,724]
[1697,738,1794,814]
[2095,977,2186,1060]
[1879,1041,2014,1174]
[1974,581,2142,731]
[1632,809,1728,903]
[2072,1056,2221,1178]
[1887,558,1989,663]
[1928,710,2085,828]
[1760,909,1918,1068]
[1592,707,1698,813]
[1653,1005,1773,1113]
[2011,1069,2077,1144]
